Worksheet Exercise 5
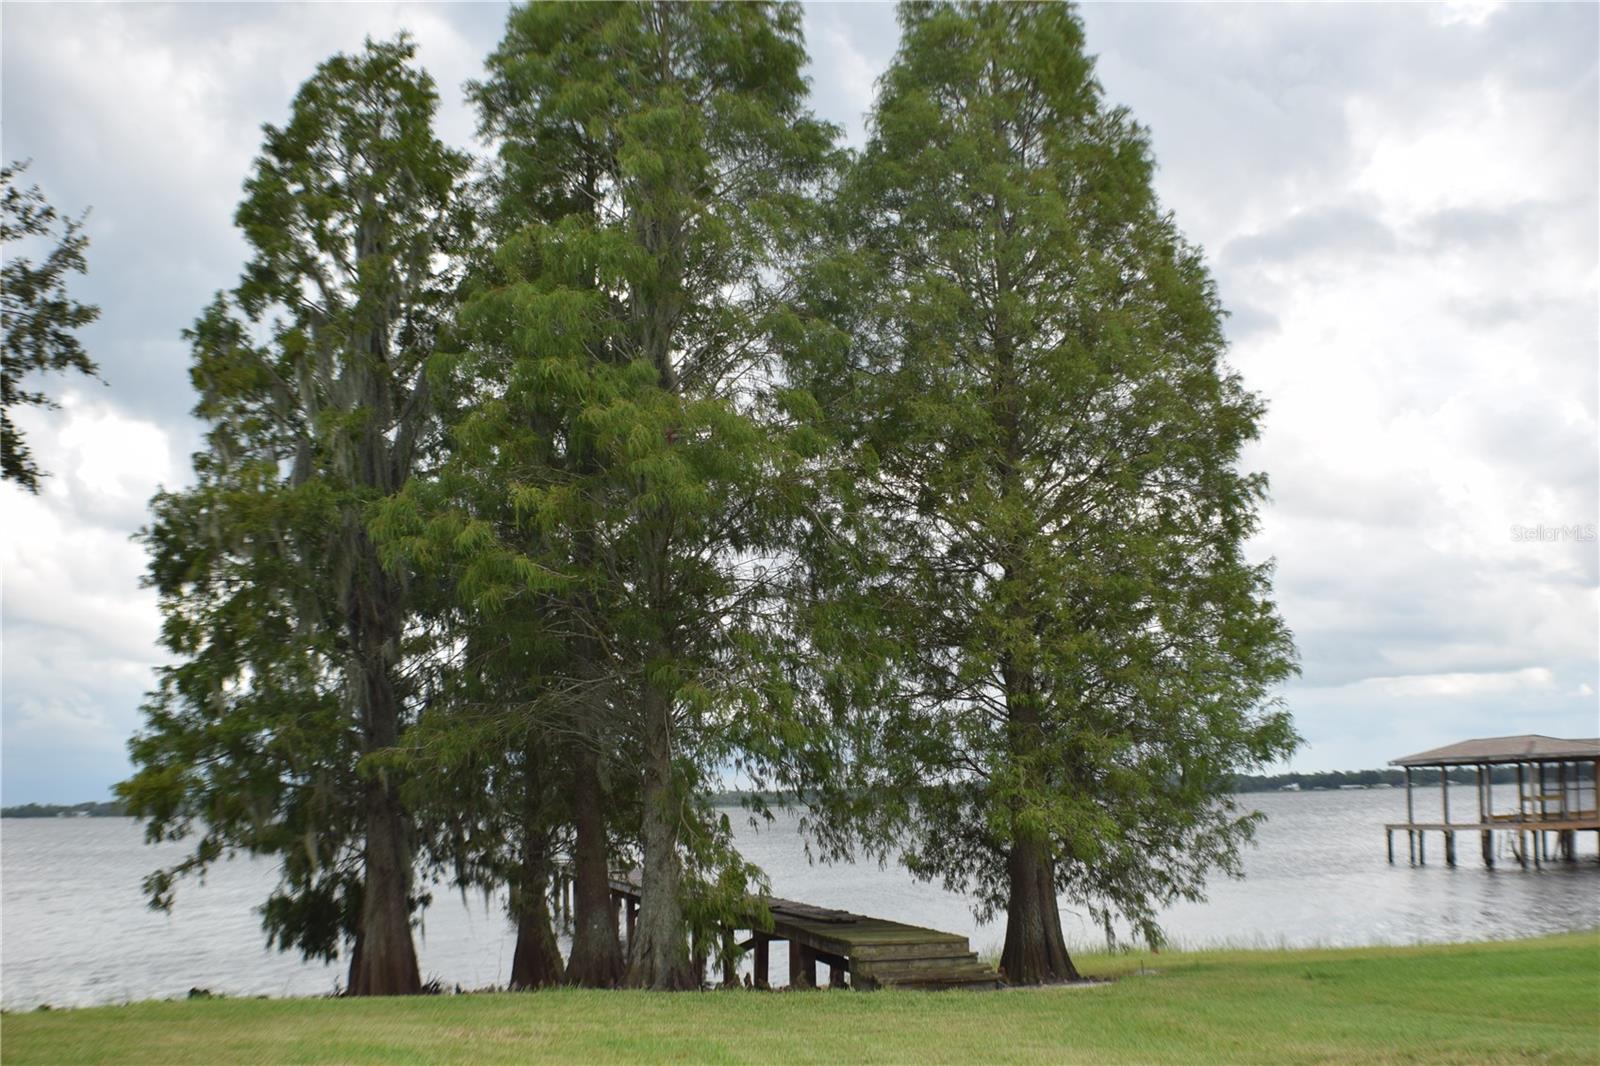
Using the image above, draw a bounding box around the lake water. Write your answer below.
[3,786,1596,1009]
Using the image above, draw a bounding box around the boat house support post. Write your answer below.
[1405,766,1417,863]
[1557,762,1573,862]
[1477,764,1493,868]
[1441,765,1456,866]
[1538,763,1550,861]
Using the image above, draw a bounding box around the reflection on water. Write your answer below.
[2,786,1596,1008]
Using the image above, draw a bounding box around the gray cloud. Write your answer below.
[1415,204,1539,250]
[1470,401,1600,506]
[1222,301,1280,343]
[1223,204,1399,268]
[1444,292,1561,329]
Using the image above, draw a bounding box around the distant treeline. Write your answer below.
[2,801,125,818]
[1232,767,1528,792]
[713,770,1531,803]
[705,790,793,809]
[8,771,1543,816]
[12,795,781,817]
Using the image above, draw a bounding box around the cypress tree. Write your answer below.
[120,37,467,996]
[456,0,837,990]
[789,1,1298,984]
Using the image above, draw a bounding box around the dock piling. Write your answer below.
[753,935,770,990]
[790,941,817,989]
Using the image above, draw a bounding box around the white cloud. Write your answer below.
[1,400,177,799]
[1435,2,1506,29]
[8,394,178,527]
[7,691,126,753]
[1358,667,1556,700]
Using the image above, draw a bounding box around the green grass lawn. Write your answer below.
[4,931,1597,1065]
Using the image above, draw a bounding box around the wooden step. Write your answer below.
[868,965,1003,991]
[855,952,981,974]
[849,939,976,962]
[853,952,1000,990]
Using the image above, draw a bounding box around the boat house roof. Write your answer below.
[1390,734,1600,768]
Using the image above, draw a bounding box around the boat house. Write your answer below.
[1386,734,1599,867]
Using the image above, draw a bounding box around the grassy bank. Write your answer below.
[4,931,1597,1064]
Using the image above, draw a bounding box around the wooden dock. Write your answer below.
[607,873,1000,991]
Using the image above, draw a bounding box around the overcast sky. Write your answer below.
[2,2,1595,805]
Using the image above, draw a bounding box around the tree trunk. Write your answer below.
[349,776,422,995]
[999,832,1080,985]
[346,548,421,997]
[565,747,625,987]
[340,204,422,998]
[997,639,1078,986]
[625,230,694,988]
[345,930,364,994]
[509,777,564,990]
[510,906,563,990]
[509,888,564,989]
[988,273,1077,984]
[624,685,697,990]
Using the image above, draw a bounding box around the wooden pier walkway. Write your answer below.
[607,873,1000,991]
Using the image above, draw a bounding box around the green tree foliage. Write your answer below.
[117,0,1303,998]
[118,37,467,996]
[379,0,838,990]
[786,1,1298,984]
[1,161,101,492]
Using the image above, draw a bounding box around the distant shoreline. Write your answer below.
[5,770,1515,818]
[0,801,125,819]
